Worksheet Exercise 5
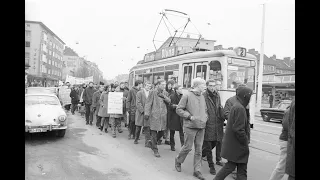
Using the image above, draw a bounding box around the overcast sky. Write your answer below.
[26,0,295,80]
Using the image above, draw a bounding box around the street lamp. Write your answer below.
[256,3,266,112]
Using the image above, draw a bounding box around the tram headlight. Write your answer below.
[227,58,232,64]
[250,61,256,67]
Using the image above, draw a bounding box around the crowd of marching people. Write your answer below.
[65,78,295,180]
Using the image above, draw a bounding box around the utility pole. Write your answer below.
[257,3,266,112]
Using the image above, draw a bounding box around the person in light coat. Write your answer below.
[144,79,171,157]
[134,82,152,146]
[98,85,110,133]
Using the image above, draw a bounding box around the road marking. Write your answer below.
[251,138,279,146]
[254,122,282,129]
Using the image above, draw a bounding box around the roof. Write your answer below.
[25,20,66,45]
[158,36,216,50]
[275,59,295,71]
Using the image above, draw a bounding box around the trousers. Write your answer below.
[129,114,136,137]
[85,103,93,123]
[110,117,122,135]
[269,140,288,180]
[150,130,164,152]
[202,141,218,168]
[135,125,150,142]
[101,117,110,131]
[170,129,184,147]
[176,127,205,172]
[71,103,78,114]
[214,161,247,180]
[96,115,102,127]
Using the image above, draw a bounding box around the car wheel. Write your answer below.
[56,129,66,137]
[262,114,271,122]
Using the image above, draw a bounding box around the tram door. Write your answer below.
[182,64,193,88]
[182,62,208,88]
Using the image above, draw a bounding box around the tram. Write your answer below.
[128,47,257,128]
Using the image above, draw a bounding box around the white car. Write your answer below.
[25,93,68,137]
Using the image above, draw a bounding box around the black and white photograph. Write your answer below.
[25,0,295,179]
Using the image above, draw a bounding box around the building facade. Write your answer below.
[25,21,65,87]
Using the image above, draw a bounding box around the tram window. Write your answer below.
[129,72,134,88]
[143,74,153,84]
[209,61,222,81]
[183,66,192,88]
[196,65,207,79]
[153,72,164,83]
[227,65,255,90]
[135,75,143,82]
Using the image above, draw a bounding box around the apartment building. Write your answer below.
[25,20,65,87]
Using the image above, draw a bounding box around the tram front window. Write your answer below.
[227,65,255,90]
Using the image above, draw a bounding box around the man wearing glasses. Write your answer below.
[201,79,225,175]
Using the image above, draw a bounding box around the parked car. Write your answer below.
[260,100,291,122]
[25,93,67,137]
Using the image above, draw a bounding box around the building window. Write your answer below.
[25,41,30,47]
[25,30,31,37]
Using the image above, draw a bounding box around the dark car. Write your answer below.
[260,100,291,122]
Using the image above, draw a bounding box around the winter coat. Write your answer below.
[135,89,149,126]
[144,89,171,131]
[70,89,79,104]
[279,108,290,141]
[92,91,102,115]
[176,89,208,129]
[119,88,129,114]
[221,87,252,163]
[168,92,183,131]
[203,90,225,142]
[285,100,295,177]
[223,95,237,120]
[126,86,140,116]
[98,91,110,118]
[83,87,96,105]
[166,88,175,128]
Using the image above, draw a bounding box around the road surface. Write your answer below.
[25,111,286,180]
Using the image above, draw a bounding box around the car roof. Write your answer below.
[25,93,58,98]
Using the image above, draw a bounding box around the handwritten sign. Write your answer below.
[59,86,71,105]
[107,92,123,114]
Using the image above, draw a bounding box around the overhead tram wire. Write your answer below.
[152,14,165,51]
[174,18,191,45]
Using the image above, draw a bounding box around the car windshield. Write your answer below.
[26,88,56,95]
[25,95,60,105]
[277,103,290,110]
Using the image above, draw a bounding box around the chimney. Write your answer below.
[271,54,276,60]
[214,45,223,50]
[283,57,290,65]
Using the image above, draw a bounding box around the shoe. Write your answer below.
[216,161,225,166]
[209,167,216,175]
[86,122,89,125]
[175,157,181,172]
[134,140,138,144]
[193,171,205,180]
[112,134,116,138]
[90,122,93,125]
[202,156,207,161]
[72,113,75,115]
[118,130,123,133]
[171,146,176,151]
[164,140,170,145]
[153,151,160,158]
[104,129,108,133]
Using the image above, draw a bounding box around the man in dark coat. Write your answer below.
[161,79,175,145]
[201,79,224,175]
[269,94,274,108]
[92,85,103,128]
[168,85,184,151]
[214,86,253,180]
[285,99,295,180]
[70,86,79,115]
[126,80,143,139]
[83,82,97,125]
[119,82,129,129]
